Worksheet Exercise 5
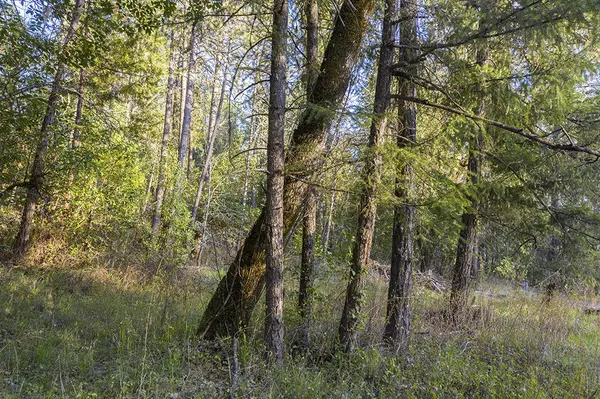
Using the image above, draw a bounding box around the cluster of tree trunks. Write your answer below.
[297,0,319,348]
[197,0,377,339]
[13,0,86,259]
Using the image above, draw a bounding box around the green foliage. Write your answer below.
[2,266,599,398]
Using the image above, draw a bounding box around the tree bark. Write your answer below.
[383,0,418,349]
[13,0,86,259]
[265,0,288,365]
[151,36,176,236]
[298,0,319,347]
[198,0,376,339]
[337,0,395,352]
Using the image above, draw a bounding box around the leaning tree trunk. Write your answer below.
[197,0,376,339]
[298,0,319,348]
[13,0,86,259]
[337,0,395,352]
[449,4,489,318]
[151,35,176,236]
[264,0,288,365]
[383,0,418,348]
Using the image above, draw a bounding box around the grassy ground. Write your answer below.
[1,263,599,398]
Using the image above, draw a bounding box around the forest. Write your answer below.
[1,0,600,396]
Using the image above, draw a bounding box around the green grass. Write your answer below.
[1,265,600,398]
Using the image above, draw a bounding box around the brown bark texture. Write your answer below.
[264,0,288,365]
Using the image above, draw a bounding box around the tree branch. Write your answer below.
[391,95,600,158]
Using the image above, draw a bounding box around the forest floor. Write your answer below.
[1,262,600,398]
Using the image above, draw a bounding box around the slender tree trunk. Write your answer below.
[384,0,418,348]
[151,37,176,236]
[178,24,198,173]
[338,0,395,352]
[449,11,489,318]
[264,0,288,365]
[13,0,86,259]
[242,49,266,207]
[321,170,337,261]
[298,0,319,347]
[299,186,316,346]
[68,68,85,183]
[196,162,214,265]
[172,30,185,142]
[198,0,376,339]
[241,101,257,207]
[72,69,85,150]
[191,60,227,223]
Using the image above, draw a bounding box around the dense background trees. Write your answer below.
[1,0,600,393]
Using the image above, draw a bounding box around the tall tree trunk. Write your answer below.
[384,0,418,348]
[151,36,176,236]
[298,0,319,347]
[265,0,288,365]
[172,30,185,143]
[72,69,85,150]
[191,59,227,223]
[13,0,86,259]
[337,0,395,352]
[178,24,198,173]
[449,9,489,318]
[198,0,376,339]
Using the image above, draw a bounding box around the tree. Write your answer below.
[191,53,228,223]
[338,0,396,352]
[197,0,377,339]
[449,1,490,319]
[13,0,86,259]
[178,23,198,175]
[384,0,418,348]
[298,0,319,348]
[264,0,288,365]
[151,33,176,236]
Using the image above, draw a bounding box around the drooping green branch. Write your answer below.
[391,95,600,158]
